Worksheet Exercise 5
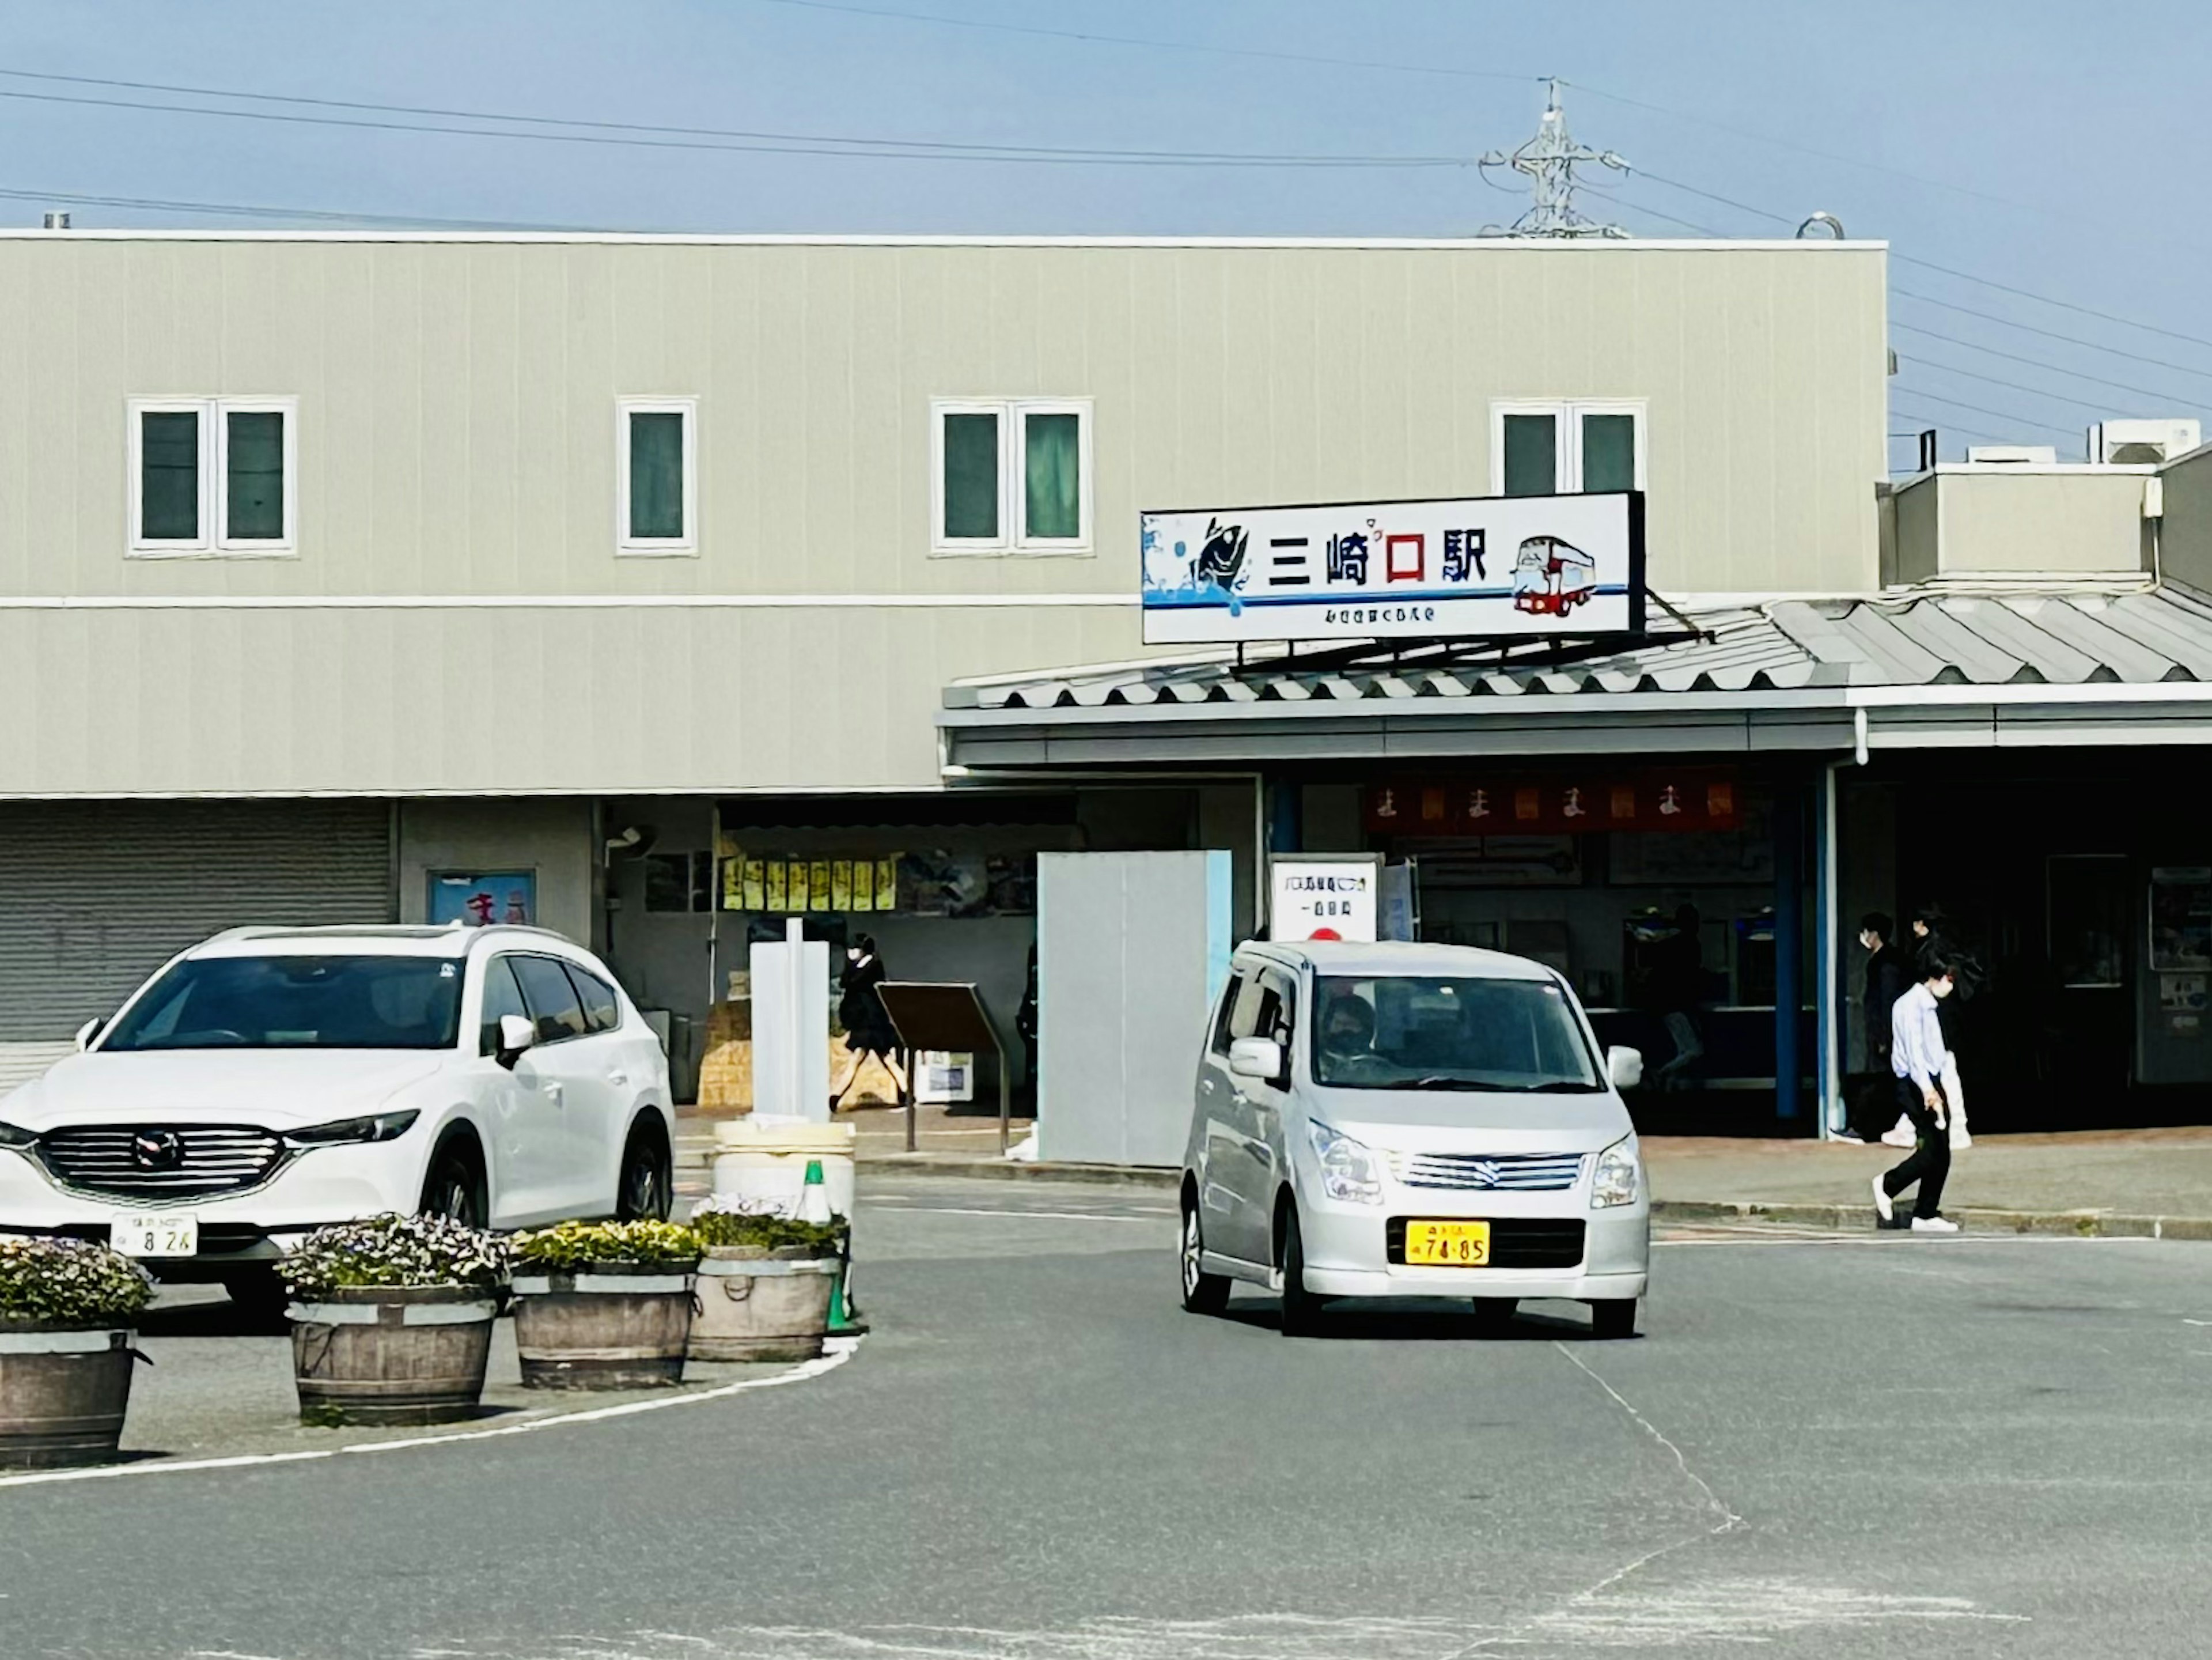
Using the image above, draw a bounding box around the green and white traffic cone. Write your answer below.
[801,1158,866,1334]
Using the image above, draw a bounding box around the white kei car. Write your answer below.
[0,925,675,1314]
[1179,940,1650,1338]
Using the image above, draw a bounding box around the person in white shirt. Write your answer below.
[1873,959,1960,1234]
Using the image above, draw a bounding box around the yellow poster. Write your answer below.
[722,853,742,910]
[809,860,833,911]
[741,860,766,913]
[851,860,874,912]
[831,860,853,910]
[764,861,787,912]
[876,856,899,912]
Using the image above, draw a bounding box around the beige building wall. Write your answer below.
[1891,467,2154,582]
[0,233,1888,796]
[2157,445,2212,589]
[396,798,594,942]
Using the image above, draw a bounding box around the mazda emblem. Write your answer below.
[131,1130,183,1170]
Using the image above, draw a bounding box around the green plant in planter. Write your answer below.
[0,1238,154,1328]
[280,1213,510,1301]
[689,1197,847,1256]
[510,1219,702,1272]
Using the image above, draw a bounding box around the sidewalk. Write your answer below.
[677,1105,2212,1235]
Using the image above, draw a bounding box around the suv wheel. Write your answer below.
[616,1125,672,1222]
[421,1139,488,1230]
[1179,1193,1230,1315]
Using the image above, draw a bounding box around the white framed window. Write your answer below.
[127,397,298,556]
[1490,399,1646,498]
[930,397,1092,555]
[617,398,698,554]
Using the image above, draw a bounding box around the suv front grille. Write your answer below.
[1389,1151,1586,1192]
[37,1126,288,1201]
[1388,1217,1587,1269]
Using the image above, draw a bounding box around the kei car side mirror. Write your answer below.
[496,1014,537,1070]
[1229,1037,1283,1081]
[1607,1045,1645,1091]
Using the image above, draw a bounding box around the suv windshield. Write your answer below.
[101,955,467,1052]
[1310,974,1602,1092]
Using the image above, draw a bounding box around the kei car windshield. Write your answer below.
[1310,974,1603,1092]
[100,955,467,1052]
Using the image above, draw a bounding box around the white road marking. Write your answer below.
[0,1337,861,1492]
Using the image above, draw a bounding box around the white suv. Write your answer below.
[0,925,674,1312]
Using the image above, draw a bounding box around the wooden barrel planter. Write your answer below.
[0,1324,138,1470]
[287,1285,498,1426]
[690,1246,839,1363]
[511,1262,696,1390]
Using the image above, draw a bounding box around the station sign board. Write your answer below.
[1268,854,1382,943]
[1141,490,1643,646]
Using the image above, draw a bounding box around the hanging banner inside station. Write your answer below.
[1140,490,1643,645]
[1365,770,1740,838]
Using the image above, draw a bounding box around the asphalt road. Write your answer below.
[5,1179,2211,1659]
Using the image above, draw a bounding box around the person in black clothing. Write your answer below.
[1647,903,1706,1091]
[1844,912,1913,1141]
[831,933,902,1107]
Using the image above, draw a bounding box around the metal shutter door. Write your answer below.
[0,801,393,1043]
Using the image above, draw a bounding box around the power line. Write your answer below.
[1894,349,2179,413]
[0,83,1472,169]
[0,65,1470,166]
[1888,319,2210,403]
[1884,388,2074,437]
[1890,409,2012,446]
[1892,254,2212,355]
[748,0,1540,84]
[1891,286,2212,380]
[0,182,586,230]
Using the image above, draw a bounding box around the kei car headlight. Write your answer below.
[1306,1120,1384,1206]
[1592,1132,1642,1209]
[284,1109,422,1148]
[0,1121,36,1151]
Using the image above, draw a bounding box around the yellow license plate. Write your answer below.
[1403,1219,1492,1266]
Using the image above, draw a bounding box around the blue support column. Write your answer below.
[1774,778,1805,1122]
[1266,778,1302,857]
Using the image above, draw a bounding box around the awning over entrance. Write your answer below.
[940,580,2212,767]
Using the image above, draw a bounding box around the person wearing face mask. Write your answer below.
[1872,955,1961,1233]
[831,933,901,1108]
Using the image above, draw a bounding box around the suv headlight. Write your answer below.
[0,1121,36,1151]
[1306,1120,1384,1205]
[285,1109,421,1148]
[1592,1132,1642,1209]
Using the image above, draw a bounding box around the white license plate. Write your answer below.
[111,1211,199,1257]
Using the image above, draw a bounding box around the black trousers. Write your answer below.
[1881,1076,1952,1220]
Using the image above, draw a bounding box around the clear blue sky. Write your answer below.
[3,0,2207,464]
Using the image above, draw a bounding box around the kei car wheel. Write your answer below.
[1278,1203,1323,1338]
[1179,1193,1230,1316]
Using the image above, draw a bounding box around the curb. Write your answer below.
[861,1155,1180,1190]
[1650,1199,2212,1238]
[845,1159,2212,1235]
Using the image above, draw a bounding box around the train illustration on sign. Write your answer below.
[1511,534,1600,617]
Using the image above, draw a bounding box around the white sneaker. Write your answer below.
[1880,1117,1916,1149]
[1872,1175,1894,1226]
[1950,1128,1973,1151]
[1910,1215,1959,1234]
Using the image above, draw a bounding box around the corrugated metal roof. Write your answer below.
[954,583,2212,712]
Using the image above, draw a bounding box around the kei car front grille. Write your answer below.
[1387,1217,1587,1269]
[36,1125,289,1201]
[1389,1151,1587,1192]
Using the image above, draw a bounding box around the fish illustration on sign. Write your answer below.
[1194,518,1251,591]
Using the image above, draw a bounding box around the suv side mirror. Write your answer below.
[74,1018,104,1053]
[1607,1045,1645,1091]
[496,1014,537,1070]
[1229,1037,1282,1082]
